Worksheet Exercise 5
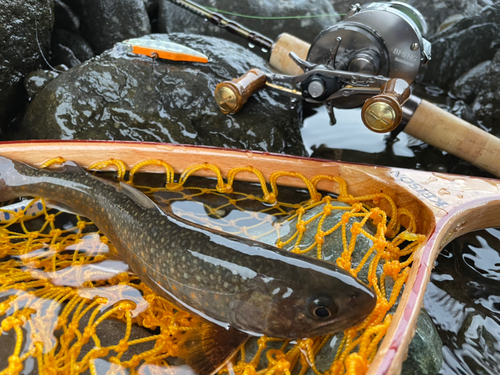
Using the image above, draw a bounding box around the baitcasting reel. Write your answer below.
[214,2,432,132]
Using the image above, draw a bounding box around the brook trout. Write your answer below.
[0,157,376,372]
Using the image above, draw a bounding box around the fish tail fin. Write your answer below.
[177,318,248,375]
[0,156,30,201]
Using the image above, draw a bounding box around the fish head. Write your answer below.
[230,258,377,339]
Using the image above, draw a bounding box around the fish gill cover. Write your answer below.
[0,157,424,375]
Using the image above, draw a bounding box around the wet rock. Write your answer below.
[158,0,340,49]
[24,70,61,100]
[452,60,492,102]
[51,29,95,64]
[54,0,80,33]
[144,0,159,16]
[401,308,444,375]
[18,34,306,156]
[420,3,500,88]
[472,48,500,133]
[0,0,54,126]
[51,44,82,68]
[72,0,151,54]
[406,0,481,36]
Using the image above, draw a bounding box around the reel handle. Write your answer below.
[214,69,267,114]
[361,78,411,133]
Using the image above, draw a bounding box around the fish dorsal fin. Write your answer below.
[58,161,87,174]
[119,182,157,210]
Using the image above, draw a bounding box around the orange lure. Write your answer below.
[123,38,208,63]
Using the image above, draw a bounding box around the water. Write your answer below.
[300,106,414,157]
[302,102,500,374]
[426,229,500,375]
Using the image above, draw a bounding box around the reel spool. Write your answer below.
[306,1,431,108]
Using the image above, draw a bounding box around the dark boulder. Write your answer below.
[452,60,492,103]
[471,49,500,133]
[420,3,500,88]
[18,34,306,156]
[0,0,54,126]
[406,0,481,36]
[24,70,61,100]
[54,0,80,33]
[51,29,94,67]
[70,0,151,54]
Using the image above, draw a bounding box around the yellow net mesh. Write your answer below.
[0,158,425,375]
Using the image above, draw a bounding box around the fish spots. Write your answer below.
[190,292,197,300]
[214,295,219,300]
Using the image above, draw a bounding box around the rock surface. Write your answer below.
[0,0,54,126]
[158,0,340,51]
[420,3,500,88]
[54,0,80,33]
[401,308,444,375]
[470,49,500,133]
[70,0,151,54]
[51,29,95,64]
[406,0,481,35]
[17,34,306,156]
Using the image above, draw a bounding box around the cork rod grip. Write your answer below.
[405,99,500,177]
[269,33,311,75]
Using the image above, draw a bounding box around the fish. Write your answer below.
[0,156,376,374]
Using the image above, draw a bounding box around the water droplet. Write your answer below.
[425,85,444,97]
[203,18,208,22]
[248,42,255,49]
[438,188,451,196]
[245,150,254,158]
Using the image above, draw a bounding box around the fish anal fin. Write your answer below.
[177,318,248,375]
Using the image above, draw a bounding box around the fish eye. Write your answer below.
[307,296,336,320]
[313,306,331,318]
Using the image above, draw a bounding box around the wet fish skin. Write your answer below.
[0,156,376,338]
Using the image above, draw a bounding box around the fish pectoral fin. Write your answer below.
[177,318,248,375]
[118,182,158,210]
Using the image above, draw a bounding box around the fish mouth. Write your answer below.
[307,315,368,337]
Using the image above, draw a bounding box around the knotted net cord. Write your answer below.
[0,157,425,375]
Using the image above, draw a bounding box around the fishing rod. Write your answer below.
[167,0,274,52]
[167,0,500,178]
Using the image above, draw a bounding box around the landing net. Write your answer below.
[0,157,425,375]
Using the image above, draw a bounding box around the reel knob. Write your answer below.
[361,78,411,133]
[214,69,267,114]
